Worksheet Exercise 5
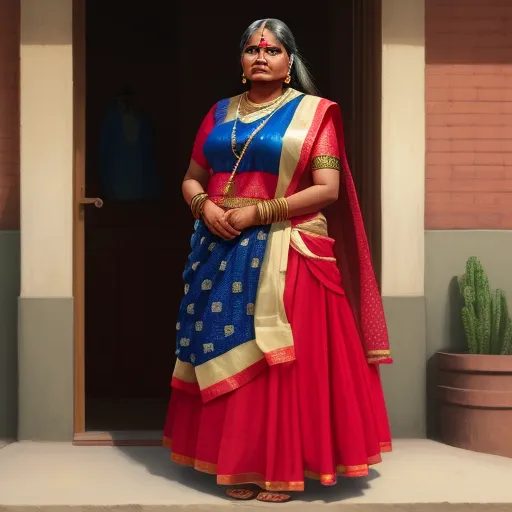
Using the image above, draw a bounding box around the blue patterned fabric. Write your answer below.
[176,221,271,367]
[175,94,304,371]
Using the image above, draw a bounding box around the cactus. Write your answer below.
[459,257,511,355]
[501,321,512,355]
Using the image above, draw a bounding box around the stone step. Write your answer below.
[1,440,511,511]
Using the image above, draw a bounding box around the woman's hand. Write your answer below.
[224,205,260,232]
[202,200,241,240]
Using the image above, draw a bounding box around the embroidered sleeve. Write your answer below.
[191,103,216,170]
[311,113,340,172]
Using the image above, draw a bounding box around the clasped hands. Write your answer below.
[202,200,259,240]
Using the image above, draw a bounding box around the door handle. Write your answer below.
[78,197,103,208]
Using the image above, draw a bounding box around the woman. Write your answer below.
[163,18,392,503]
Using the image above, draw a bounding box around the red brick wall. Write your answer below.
[0,0,20,230]
[426,0,512,229]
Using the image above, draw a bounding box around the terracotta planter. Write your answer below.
[437,351,512,458]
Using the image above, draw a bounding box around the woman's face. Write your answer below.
[241,28,290,84]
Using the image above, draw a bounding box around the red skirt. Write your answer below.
[163,242,392,492]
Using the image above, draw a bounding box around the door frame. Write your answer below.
[72,0,163,445]
[72,0,86,440]
[71,0,383,444]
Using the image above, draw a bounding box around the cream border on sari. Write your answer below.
[254,95,323,364]
[172,94,325,398]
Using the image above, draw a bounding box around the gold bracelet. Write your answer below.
[190,193,209,219]
[257,198,289,224]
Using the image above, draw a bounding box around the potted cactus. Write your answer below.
[437,256,512,458]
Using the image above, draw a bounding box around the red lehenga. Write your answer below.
[163,90,392,491]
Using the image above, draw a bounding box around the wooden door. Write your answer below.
[82,1,185,408]
[73,0,189,442]
[73,0,381,443]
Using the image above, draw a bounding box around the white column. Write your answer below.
[20,0,73,297]
[381,0,425,297]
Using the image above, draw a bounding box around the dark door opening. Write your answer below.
[83,1,365,434]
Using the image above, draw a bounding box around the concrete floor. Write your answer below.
[1,439,512,511]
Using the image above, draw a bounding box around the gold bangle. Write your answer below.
[280,197,289,221]
[190,193,208,219]
[279,198,286,222]
[256,201,265,224]
[257,198,289,224]
[268,200,276,224]
[258,201,268,224]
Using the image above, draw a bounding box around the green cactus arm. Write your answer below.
[462,305,478,354]
[474,259,491,354]
[490,291,501,355]
[500,319,512,355]
[498,291,510,355]
[466,257,477,299]
[463,285,475,306]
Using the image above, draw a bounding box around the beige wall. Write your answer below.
[379,0,427,438]
[19,0,427,300]
[20,0,73,298]
[15,0,428,440]
[381,0,425,297]
[18,0,426,299]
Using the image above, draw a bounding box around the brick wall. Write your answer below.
[426,0,512,229]
[0,0,20,230]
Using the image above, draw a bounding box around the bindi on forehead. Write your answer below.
[258,21,269,47]
[246,30,282,50]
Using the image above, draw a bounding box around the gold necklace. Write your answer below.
[226,90,290,198]
[239,94,282,117]
[231,91,287,159]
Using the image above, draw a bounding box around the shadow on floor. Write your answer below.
[116,444,381,503]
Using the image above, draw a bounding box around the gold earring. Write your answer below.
[242,73,247,84]
[284,74,291,85]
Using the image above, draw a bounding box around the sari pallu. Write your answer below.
[172,90,392,406]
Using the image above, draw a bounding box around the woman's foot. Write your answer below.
[226,487,258,500]
[256,492,292,503]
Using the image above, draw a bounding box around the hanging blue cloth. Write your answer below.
[99,98,163,201]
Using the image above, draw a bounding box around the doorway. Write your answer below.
[73,0,381,443]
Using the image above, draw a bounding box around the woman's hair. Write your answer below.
[239,18,318,96]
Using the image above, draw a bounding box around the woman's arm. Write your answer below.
[286,110,341,216]
[183,101,240,239]
[182,159,210,205]
[183,159,240,239]
[225,109,342,230]
[225,167,339,231]
[285,167,339,217]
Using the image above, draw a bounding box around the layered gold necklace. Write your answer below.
[238,93,284,121]
[224,89,291,197]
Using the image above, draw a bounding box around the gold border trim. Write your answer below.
[163,437,392,490]
[218,197,262,209]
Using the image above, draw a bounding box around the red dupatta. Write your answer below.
[286,98,392,364]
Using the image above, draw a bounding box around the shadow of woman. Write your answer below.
[115,443,380,504]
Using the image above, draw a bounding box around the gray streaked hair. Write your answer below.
[240,18,318,96]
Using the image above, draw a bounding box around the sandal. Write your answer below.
[256,491,292,503]
[226,487,258,500]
